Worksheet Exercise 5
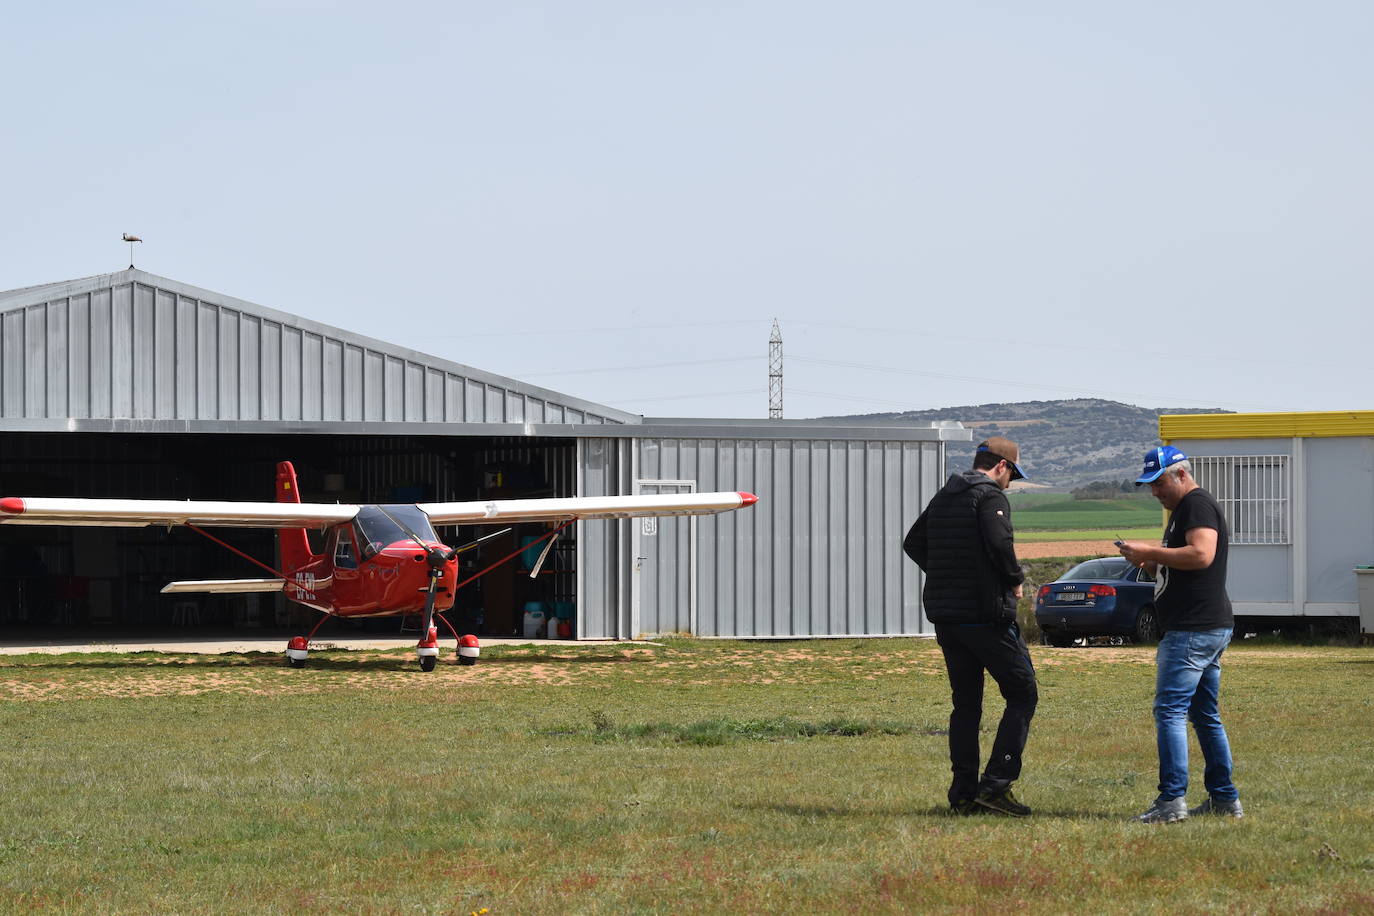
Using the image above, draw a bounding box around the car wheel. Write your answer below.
[1044,631,1075,648]
[1132,606,1158,644]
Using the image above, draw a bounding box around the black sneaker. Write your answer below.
[974,788,1032,817]
[949,798,981,816]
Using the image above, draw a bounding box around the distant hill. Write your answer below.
[832,398,1231,489]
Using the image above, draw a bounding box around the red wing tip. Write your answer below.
[738,492,759,507]
[0,497,25,515]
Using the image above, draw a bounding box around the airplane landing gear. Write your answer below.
[286,615,335,668]
[417,626,440,671]
[286,635,310,668]
[458,633,481,666]
[413,540,455,673]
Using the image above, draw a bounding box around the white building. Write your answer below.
[1161,410,1374,630]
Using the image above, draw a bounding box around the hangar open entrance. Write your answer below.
[0,431,577,637]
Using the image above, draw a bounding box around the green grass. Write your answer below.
[1009,493,1164,532]
[2,640,1373,913]
[1017,526,1162,543]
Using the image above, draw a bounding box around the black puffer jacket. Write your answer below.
[903,471,1024,624]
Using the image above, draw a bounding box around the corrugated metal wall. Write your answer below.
[2,272,969,641]
[626,436,944,638]
[575,437,633,639]
[0,271,633,427]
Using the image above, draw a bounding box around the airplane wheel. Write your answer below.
[288,657,306,669]
[458,655,477,666]
[419,655,437,672]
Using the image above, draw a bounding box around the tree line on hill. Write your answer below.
[1069,479,1142,499]
[831,397,1230,490]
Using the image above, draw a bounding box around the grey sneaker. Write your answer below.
[1189,796,1244,818]
[1135,796,1188,824]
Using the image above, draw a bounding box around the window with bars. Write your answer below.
[1189,455,1290,544]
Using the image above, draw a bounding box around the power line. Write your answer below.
[423,319,765,340]
[789,320,1329,371]
[515,355,756,378]
[600,388,760,405]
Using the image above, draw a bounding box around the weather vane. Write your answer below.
[122,233,142,268]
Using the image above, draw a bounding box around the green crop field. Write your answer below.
[2,639,1372,913]
[1008,493,1164,532]
[1016,526,1161,543]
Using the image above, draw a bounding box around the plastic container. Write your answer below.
[1356,568,1374,635]
[522,602,547,638]
[519,536,543,571]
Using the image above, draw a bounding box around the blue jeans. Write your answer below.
[1153,628,1237,802]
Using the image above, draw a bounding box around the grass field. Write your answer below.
[1017,526,1160,544]
[2,639,1372,913]
[1008,493,1163,533]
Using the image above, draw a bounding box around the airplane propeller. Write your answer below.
[375,506,513,669]
[415,528,515,666]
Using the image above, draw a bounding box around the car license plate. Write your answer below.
[1057,592,1086,602]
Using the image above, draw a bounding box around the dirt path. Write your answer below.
[3,642,1366,701]
[1016,539,1118,559]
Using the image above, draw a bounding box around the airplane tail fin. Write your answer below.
[276,461,303,504]
[275,461,315,571]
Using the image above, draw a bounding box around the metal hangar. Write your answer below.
[0,269,968,639]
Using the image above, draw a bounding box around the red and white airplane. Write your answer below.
[0,462,758,670]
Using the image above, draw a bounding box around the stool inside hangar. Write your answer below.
[0,430,577,636]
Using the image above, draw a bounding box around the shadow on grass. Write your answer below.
[0,650,643,672]
[746,801,1127,821]
[469,652,644,665]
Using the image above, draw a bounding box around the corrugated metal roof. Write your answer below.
[1161,410,1374,441]
[0,269,638,429]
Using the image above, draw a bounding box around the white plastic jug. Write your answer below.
[522,608,546,639]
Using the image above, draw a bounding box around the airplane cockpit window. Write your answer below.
[355,505,439,551]
[355,522,377,561]
[334,526,358,569]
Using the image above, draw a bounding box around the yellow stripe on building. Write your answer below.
[1160,410,1374,442]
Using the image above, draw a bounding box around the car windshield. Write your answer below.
[355,505,439,550]
[1059,557,1131,581]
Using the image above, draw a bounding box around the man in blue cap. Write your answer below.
[1118,446,1243,824]
[904,436,1037,817]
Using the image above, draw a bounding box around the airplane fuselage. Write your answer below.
[281,504,461,617]
[285,536,458,617]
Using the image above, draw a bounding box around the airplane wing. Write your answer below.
[161,578,286,594]
[418,491,759,525]
[0,497,358,529]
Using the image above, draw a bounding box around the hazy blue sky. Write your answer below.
[2,2,1369,419]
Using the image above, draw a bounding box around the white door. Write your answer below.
[631,479,697,637]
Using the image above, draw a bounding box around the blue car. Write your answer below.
[1035,556,1158,647]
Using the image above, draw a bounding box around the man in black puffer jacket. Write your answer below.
[904,436,1038,817]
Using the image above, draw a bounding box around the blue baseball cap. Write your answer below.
[1135,445,1189,484]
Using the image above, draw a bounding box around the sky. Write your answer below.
[1,2,1370,420]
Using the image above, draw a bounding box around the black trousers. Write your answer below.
[935,622,1039,804]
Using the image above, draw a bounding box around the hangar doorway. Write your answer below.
[0,432,576,637]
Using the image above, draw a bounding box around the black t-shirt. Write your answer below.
[1154,488,1233,632]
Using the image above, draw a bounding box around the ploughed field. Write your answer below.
[1008,492,1162,558]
